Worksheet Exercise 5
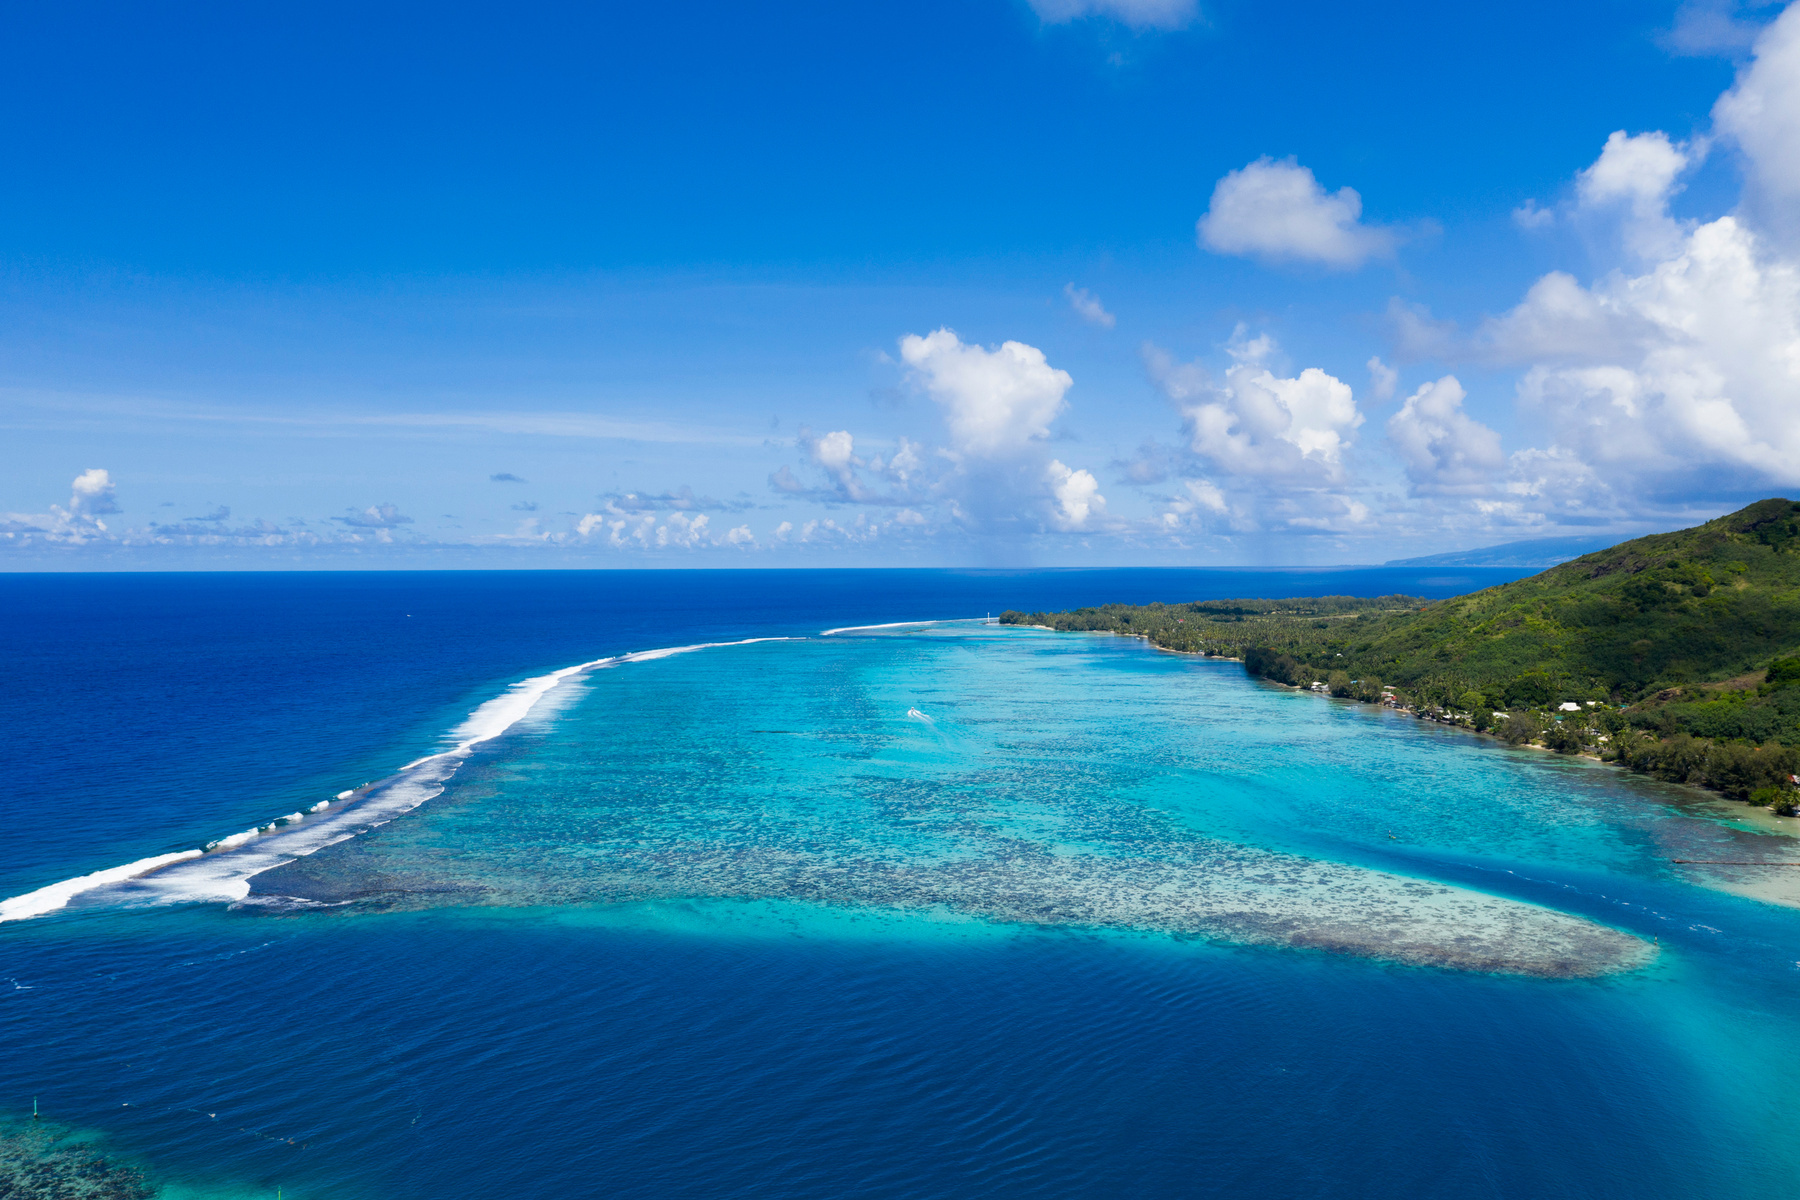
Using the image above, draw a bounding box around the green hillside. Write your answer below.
[1002,499,1800,807]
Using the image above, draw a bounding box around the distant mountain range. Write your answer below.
[1384,536,1615,569]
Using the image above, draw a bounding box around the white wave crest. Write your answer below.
[0,850,205,923]
[0,637,795,923]
[820,620,943,636]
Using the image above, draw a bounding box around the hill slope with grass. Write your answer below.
[1002,499,1800,807]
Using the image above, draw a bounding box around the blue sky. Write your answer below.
[1,0,1791,566]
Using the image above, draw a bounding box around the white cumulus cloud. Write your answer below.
[658,513,710,548]
[1576,130,1697,259]
[1386,376,1505,496]
[1714,0,1800,237]
[805,429,879,501]
[775,429,923,505]
[1198,157,1398,269]
[1577,130,1691,212]
[336,503,413,529]
[1149,331,1363,482]
[1485,196,1800,496]
[873,438,923,483]
[1434,10,1800,526]
[1366,356,1399,401]
[1158,479,1231,531]
[580,510,729,550]
[1476,270,1647,363]
[1512,199,1556,230]
[900,328,1074,458]
[69,468,120,516]
[1045,460,1106,529]
[1133,331,1371,536]
[811,429,855,471]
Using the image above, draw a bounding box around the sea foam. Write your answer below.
[0,850,206,923]
[0,637,795,923]
[819,620,945,636]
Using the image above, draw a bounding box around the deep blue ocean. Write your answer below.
[4,569,1800,1199]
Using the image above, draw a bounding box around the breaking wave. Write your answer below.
[819,620,947,636]
[0,638,795,924]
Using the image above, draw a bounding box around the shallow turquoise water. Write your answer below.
[258,623,1785,973]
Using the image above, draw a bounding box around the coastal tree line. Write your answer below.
[1001,498,1800,814]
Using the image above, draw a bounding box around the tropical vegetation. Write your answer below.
[1001,498,1800,812]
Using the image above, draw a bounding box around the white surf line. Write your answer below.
[0,851,209,924]
[819,619,969,636]
[0,636,797,924]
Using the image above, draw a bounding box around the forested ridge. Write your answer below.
[1001,498,1800,810]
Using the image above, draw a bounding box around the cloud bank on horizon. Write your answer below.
[3,0,1799,566]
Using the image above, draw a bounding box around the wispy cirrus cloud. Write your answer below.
[1026,0,1198,30]
[0,391,770,446]
[336,503,414,529]
[1063,284,1117,329]
[1122,330,1371,537]
[1661,0,1770,56]
[599,486,753,513]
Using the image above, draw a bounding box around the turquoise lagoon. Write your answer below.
[260,623,1677,973]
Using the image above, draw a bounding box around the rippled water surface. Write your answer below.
[5,570,1800,1199]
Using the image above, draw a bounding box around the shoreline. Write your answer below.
[1266,662,1800,840]
[1047,626,1800,908]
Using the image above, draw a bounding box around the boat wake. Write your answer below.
[0,638,795,924]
